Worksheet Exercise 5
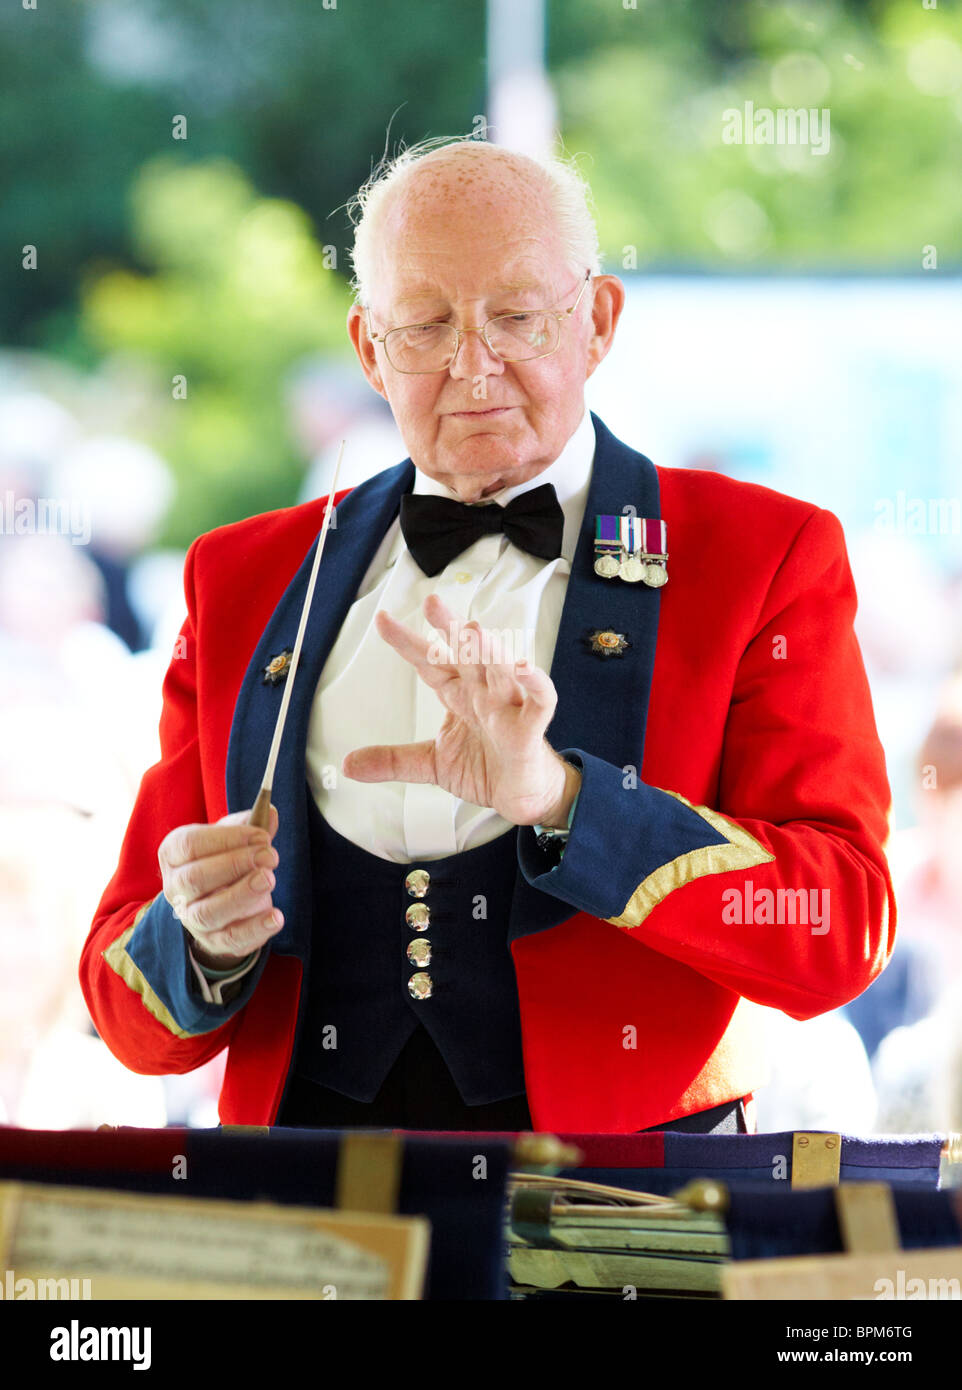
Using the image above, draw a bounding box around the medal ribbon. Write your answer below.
[641,518,667,558]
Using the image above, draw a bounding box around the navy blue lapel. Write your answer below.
[225,412,662,957]
[225,458,415,956]
[506,411,663,943]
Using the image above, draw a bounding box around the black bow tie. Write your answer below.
[399,482,565,578]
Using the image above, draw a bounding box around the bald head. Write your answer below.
[350,137,599,312]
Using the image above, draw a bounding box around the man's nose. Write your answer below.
[447,327,505,379]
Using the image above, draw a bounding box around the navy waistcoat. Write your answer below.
[292,783,528,1105]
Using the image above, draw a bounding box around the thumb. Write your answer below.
[343,742,438,785]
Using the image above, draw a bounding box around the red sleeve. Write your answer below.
[623,506,896,1018]
[78,535,242,1074]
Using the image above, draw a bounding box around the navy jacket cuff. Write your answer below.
[125,893,266,1035]
[517,747,732,919]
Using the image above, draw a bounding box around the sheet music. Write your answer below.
[6,1187,402,1299]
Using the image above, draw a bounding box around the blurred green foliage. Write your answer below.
[2,0,959,538]
[551,0,962,268]
[80,159,352,542]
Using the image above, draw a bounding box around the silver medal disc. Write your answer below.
[619,554,646,583]
[644,562,668,588]
[594,554,621,579]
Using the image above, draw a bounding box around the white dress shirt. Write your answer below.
[189,407,596,997]
[304,407,596,862]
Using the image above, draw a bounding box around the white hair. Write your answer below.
[346,134,602,309]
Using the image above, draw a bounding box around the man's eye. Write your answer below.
[399,323,446,340]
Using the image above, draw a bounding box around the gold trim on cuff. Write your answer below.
[605,790,776,929]
[102,902,201,1040]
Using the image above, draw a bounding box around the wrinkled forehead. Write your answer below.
[371,152,567,310]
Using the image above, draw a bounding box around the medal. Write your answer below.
[645,562,668,587]
[593,514,622,578]
[640,518,669,588]
[619,555,646,582]
[594,513,669,587]
[618,516,645,581]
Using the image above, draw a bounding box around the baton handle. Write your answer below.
[248,785,274,831]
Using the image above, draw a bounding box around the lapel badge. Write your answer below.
[585,628,631,659]
[263,648,294,685]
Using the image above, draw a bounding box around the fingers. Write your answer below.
[159,803,284,963]
[167,861,279,933]
[375,595,556,730]
[513,659,559,724]
[166,841,279,914]
[171,867,283,950]
[373,608,457,691]
[342,740,438,785]
[184,910,283,963]
[482,658,526,705]
[376,598,523,684]
[422,597,525,679]
[160,806,277,874]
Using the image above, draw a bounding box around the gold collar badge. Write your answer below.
[586,628,631,658]
[263,649,294,685]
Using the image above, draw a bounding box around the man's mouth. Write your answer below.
[447,406,515,417]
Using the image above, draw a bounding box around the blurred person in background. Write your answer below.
[47,435,175,654]
[840,693,962,1070]
[751,1009,877,1135]
[873,679,962,1132]
[0,510,222,1127]
[0,389,78,513]
[0,706,166,1129]
[847,530,960,836]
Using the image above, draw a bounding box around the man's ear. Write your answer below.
[347,304,388,400]
[584,275,626,380]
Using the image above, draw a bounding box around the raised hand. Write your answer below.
[342,593,580,827]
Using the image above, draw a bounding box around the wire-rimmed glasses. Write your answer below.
[366,269,592,374]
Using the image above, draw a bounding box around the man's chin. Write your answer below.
[423,437,530,498]
[444,425,520,457]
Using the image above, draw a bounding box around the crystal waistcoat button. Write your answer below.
[408,971,433,1000]
[407,938,431,967]
[405,903,430,932]
[405,868,430,898]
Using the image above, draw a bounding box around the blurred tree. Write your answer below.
[550,0,962,268]
[3,0,960,541]
[79,157,354,544]
[0,0,486,345]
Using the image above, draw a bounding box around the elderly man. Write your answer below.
[80,137,895,1133]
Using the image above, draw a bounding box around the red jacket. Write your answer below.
[79,414,895,1131]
